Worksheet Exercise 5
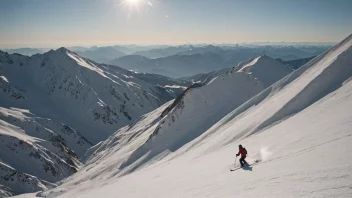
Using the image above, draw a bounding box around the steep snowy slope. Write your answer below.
[0,117,72,195]
[30,34,352,198]
[0,107,91,157]
[0,48,176,196]
[0,48,173,143]
[233,54,295,86]
[0,184,16,197]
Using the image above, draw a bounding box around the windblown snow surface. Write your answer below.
[17,34,352,198]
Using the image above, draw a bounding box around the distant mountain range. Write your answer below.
[74,47,126,64]
[2,45,330,78]
[132,45,193,59]
[109,45,329,78]
[110,53,225,78]
[1,48,46,56]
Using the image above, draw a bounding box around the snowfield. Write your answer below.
[22,34,352,198]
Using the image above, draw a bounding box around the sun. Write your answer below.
[119,0,153,16]
[124,0,142,7]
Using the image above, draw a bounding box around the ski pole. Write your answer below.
[234,156,237,168]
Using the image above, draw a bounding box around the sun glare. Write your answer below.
[119,0,153,16]
[126,0,141,6]
[122,0,144,9]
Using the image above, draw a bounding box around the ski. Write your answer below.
[230,165,247,172]
[230,160,260,172]
[230,167,241,171]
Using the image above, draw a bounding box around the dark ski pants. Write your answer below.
[239,156,248,167]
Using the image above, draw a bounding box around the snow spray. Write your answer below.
[259,146,272,161]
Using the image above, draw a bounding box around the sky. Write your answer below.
[0,0,351,48]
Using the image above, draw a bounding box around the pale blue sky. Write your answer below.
[1,0,351,48]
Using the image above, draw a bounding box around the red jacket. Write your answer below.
[237,147,247,157]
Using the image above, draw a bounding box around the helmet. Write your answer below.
[239,144,243,148]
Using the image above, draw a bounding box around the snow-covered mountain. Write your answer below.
[0,107,81,195]
[0,184,16,197]
[181,55,316,84]
[0,48,177,196]
[0,48,174,143]
[31,34,352,198]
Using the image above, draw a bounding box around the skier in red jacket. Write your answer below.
[236,145,249,167]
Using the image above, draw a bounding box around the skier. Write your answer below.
[236,144,249,167]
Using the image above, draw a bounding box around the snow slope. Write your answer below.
[0,117,72,195]
[0,184,16,197]
[0,48,177,196]
[233,55,295,86]
[0,48,173,144]
[26,34,352,198]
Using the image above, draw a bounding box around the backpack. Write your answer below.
[244,148,247,155]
